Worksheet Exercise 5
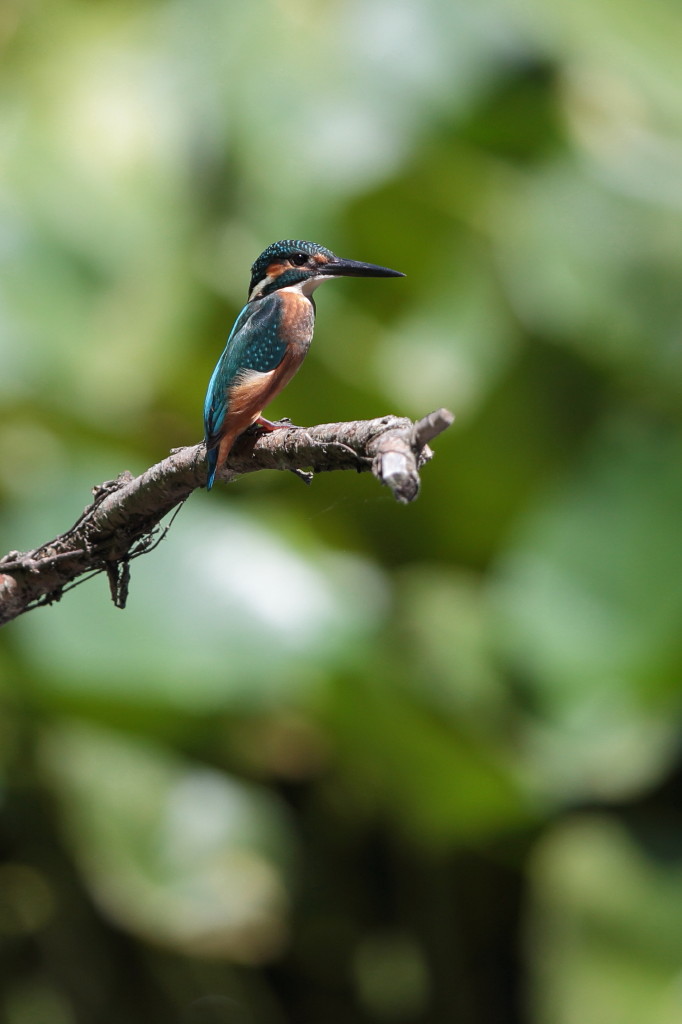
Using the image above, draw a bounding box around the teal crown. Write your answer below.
[249,239,334,295]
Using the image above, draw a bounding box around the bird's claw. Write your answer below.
[255,416,302,432]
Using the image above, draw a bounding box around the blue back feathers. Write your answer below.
[204,294,290,489]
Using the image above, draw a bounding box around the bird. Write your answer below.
[203,239,404,489]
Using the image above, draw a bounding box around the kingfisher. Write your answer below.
[203,239,404,489]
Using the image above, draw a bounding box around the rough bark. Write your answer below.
[0,409,453,625]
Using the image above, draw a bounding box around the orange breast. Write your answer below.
[278,288,315,345]
[216,293,314,468]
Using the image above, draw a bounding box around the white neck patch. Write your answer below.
[248,272,336,303]
[279,274,335,299]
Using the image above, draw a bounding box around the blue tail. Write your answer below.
[206,446,218,491]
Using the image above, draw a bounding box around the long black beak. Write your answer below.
[320,256,405,278]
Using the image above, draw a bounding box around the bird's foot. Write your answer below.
[255,416,302,432]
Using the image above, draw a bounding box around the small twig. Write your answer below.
[290,468,314,485]
[411,408,455,448]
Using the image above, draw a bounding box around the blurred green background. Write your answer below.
[2,0,682,1022]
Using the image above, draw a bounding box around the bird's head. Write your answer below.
[247,239,404,302]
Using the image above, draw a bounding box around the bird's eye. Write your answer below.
[290,252,308,267]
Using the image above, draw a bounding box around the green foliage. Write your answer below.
[2,0,682,1021]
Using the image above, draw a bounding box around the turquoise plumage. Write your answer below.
[203,240,404,490]
[204,297,289,488]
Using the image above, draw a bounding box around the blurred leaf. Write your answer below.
[41,720,296,962]
[12,492,388,713]
[491,416,682,799]
[529,814,682,1024]
[492,158,682,397]
[394,566,510,728]
[324,674,533,846]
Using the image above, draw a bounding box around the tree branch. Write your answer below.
[0,409,454,625]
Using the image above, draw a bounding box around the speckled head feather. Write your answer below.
[248,240,334,298]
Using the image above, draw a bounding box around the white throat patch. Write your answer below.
[248,272,336,303]
[281,274,333,298]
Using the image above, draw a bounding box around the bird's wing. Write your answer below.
[203,294,287,448]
